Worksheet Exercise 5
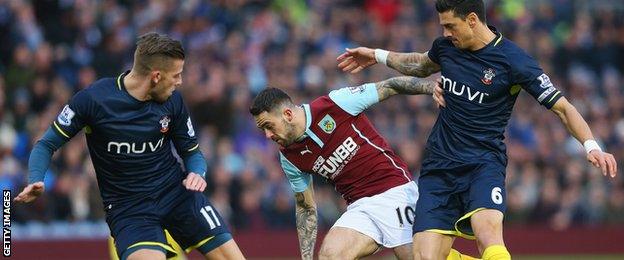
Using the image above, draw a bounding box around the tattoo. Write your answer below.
[295,192,317,260]
[375,76,435,101]
[387,52,440,77]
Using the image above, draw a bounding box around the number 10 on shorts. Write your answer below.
[200,206,221,229]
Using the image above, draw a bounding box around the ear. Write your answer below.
[151,71,161,84]
[282,106,294,121]
[468,12,478,28]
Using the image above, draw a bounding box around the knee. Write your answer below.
[318,245,347,260]
[414,247,441,260]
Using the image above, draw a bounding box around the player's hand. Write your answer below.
[337,47,377,73]
[432,80,446,108]
[183,172,207,192]
[14,182,45,203]
[587,150,617,178]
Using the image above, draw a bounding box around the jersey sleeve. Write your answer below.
[279,152,312,193]
[427,37,446,65]
[170,91,200,157]
[327,83,379,116]
[52,90,93,139]
[510,51,563,109]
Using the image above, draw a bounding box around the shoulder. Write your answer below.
[79,77,118,98]
[433,36,452,47]
[310,95,336,111]
[170,90,184,102]
[496,38,539,69]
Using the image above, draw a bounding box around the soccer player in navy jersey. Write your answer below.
[14,33,244,260]
[337,1,618,260]
[250,76,473,260]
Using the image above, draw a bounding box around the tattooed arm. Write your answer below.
[387,51,441,77]
[337,47,440,77]
[375,76,437,102]
[295,182,317,260]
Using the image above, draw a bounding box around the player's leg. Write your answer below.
[455,162,510,260]
[318,226,380,259]
[110,238,167,260]
[471,209,507,260]
[106,201,177,260]
[413,170,467,260]
[202,238,244,260]
[392,243,412,260]
[126,249,166,260]
[163,189,244,260]
[413,231,454,260]
[325,181,419,259]
[109,230,187,260]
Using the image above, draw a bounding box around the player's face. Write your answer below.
[254,108,297,147]
[438,11,475,50]
[150,59,184,103]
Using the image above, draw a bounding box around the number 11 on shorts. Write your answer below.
[200,205,221,229]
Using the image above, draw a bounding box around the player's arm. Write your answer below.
[386,51,441,77]
[279,153,316,260]
[14,127,69,203]
[181,151,207,192]
[16,89,92,203]
[550,98,617,177]
[169,92,208,191]
[375,76,436,102]
[294,182,317,260]
[512,51,618,178]
[329,76,436,116]
[337,47,440,77]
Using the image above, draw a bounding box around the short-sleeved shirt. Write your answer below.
[52,71,199,204]
[279,84,412,204]
[424,26,563,167]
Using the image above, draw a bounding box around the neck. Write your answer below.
[293,105,307,140]
[124,70,152,101]
[468,23,497,51]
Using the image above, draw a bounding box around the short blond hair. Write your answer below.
[133,32,185,75]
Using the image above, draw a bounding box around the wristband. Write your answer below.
[583,139,602,154]
[374,49,389,66]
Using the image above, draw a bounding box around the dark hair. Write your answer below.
[133,32,185,74]
[249,88,293,116]
[435,0,486,22]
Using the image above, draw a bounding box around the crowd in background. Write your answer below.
[1,0,624,236]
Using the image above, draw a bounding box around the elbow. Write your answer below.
[296,201,317,211]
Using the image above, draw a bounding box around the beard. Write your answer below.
[281,119,298,147]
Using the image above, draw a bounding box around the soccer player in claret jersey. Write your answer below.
[14,33,245,260]
[251,76,472,260]
[337,1,618,260]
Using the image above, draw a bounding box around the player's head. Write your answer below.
[435,0,487,49]
[133,32,185,103]
[250,88,300,147]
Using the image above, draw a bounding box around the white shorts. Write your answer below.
[333,181,419,248]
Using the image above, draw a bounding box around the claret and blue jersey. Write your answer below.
[425,26,563,166]
[279,84,412,204]
[51,71,200,204]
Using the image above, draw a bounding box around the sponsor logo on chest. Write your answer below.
[311,136,359,179]
[107,137,165,154]
[441,75,490,104]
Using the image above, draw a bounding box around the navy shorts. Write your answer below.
[106,183,231,259]
[413,159,506,239]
